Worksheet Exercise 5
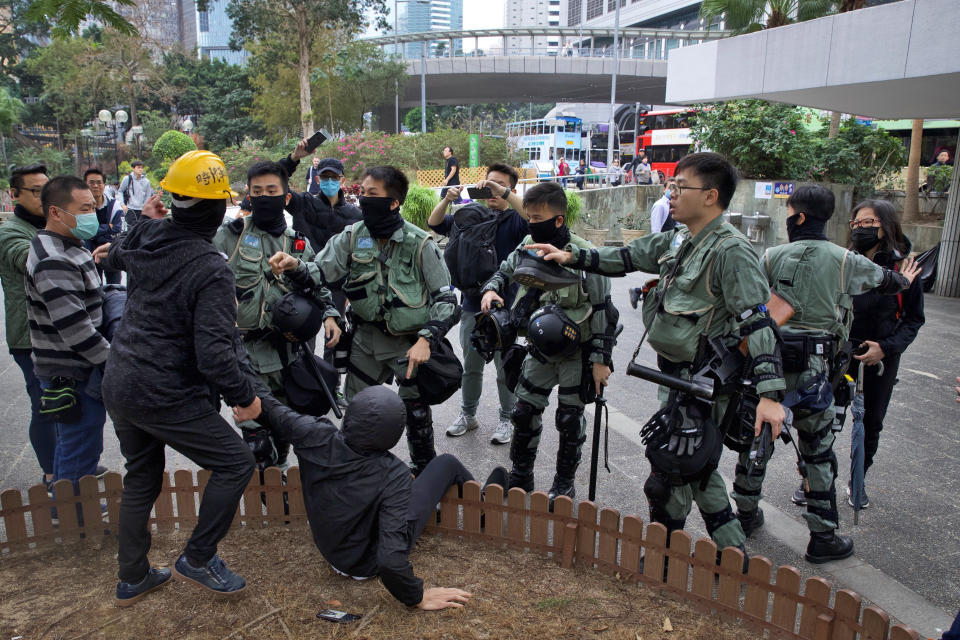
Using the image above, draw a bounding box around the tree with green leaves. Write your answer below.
[0,0,48,83]
[24,0,137,38]
[223,0,387,137]
[0,86,25,169]
[329,41,407,130]
[700,0,834,32]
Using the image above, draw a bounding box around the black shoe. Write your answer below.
[791,483,807,506]
[507,471,534,493]
[629,287,641,310]
[116,567,172,607]
[805,531,854,564]
[483,466,509,494]
[547,476,575,512]
[512,251,581,291]
[737,508,765,538]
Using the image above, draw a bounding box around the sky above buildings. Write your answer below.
[366,0,505,49]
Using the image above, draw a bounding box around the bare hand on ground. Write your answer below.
[416,587,472,611]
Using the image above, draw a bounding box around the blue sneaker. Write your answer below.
[174,554,246,595]
[116,567,172,607]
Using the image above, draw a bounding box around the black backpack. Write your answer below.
[443,203,502,297]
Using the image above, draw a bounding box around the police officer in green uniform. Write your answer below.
[480,182,616,505]
[268,166,460,475]
[527,153,786,552]
[214,161,341,467]
[730,185,918,563]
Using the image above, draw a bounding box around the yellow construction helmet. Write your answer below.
[160,150,237,200]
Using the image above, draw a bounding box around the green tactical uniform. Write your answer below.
[214,216,338,464]
[289,219,460,472]
[732,239,907,534]
[482,233,615,499]
[566,215,785,550]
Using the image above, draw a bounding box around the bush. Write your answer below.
[926,164,954,193]
[564,189,582,227]
[401,184,438,229]
[152,130,198,164]
[9,145,72,177]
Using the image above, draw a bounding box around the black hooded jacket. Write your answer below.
[279,155,362,253]
[849,237,925,356]
[100,218,255,420]
[257,390,424,606]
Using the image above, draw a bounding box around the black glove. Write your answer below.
[665,400,709,457]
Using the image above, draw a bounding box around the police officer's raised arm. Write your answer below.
[527,232,675,276]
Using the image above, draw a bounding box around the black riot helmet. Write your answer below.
[470,306,517,362]
[271,291,327,343]
[526,304,581,361]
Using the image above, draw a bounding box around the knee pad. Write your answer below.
[404,400,432,427]
[555,404,584,440]
[511,400,542,434]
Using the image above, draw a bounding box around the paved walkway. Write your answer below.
[1,274,957,637]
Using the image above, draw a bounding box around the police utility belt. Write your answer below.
[781,333,835,373]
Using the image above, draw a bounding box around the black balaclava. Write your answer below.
[528,215,571,247]
[250,194,287,237]
[170,195,227,241]
[341,386,407,455]
[786,213,828,242]
[359,196,404,239]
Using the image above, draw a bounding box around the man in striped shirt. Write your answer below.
[25,176,108,491]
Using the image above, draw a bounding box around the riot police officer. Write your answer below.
[214,161,340,469]
[730,185,918,563]
[527,152,786,554]
[268,166,460,475]
[481,182,617,505]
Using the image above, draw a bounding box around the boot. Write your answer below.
[547,475,575,512]
[404,401,436,476]
[736,507,765,538]
[804,530,854,564]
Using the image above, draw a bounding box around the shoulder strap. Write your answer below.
[228,217,253,262]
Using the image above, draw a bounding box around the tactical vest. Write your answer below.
[343,221,434,336]
[765,240,853,342]
[641,222,748,363]
[513,232,594,340]
[226,217,309,332]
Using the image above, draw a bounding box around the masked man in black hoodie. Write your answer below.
[234,384,475,610]
[96,151,260,605]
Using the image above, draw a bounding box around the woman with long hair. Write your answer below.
[846,199,925,507]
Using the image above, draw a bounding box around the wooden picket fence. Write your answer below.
[415,167,538,188]
[0,469,923,640]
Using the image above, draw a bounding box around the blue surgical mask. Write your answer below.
[665,189,672,201]
[319,179,341,197]
[60,209,100,240]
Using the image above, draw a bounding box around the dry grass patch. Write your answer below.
[0,526,758,639]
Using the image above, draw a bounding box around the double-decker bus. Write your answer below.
[634,108,696,181]
[506,116,584,177]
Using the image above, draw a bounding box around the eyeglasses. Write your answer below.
[19,186,43,197]
[849,217,880,229]
[672,184,712,197]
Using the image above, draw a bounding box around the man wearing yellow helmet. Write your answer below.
[96,150,260,605]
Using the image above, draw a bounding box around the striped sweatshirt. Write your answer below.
[25,230,109,380]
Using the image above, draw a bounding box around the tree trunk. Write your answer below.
[903,118,923,221]
[126,68,139,128]
[295,7,314,137]
[828,111,841,138]
[327,81,335,132]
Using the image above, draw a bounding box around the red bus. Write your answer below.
[635,108,696,182]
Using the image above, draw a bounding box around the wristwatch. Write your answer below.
[500,186,511,199]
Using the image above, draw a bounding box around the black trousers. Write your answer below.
[406,453,474,547]
[860,352,901,472]
[111,405,255,582]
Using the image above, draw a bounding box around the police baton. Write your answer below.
[588,389,608,502]
[297,343,344,419]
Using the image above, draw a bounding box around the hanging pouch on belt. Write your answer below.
[40,376,82,423]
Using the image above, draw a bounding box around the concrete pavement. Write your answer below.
[1,273,957,636]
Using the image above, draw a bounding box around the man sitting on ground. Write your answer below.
[235,384,479,610]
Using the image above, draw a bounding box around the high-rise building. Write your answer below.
[504,0,566,55]
[181,0,248,65]
[392,0,463,58]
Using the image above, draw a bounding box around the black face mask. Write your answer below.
[786,214,828,242]
[250,194,287,237]
[528,216,570,246]
[171,198,227,241]
[359,196,403,239]
[850,227,880,253]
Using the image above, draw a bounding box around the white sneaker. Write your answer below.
[446,412,480,437]
[491,419,513,445]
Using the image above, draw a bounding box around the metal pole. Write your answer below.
[934,155,960,296]
[421,42,427,133]
[112,122,120,183]
[578,0,585,54]
[606,0,621,173]
[394,0,399,133]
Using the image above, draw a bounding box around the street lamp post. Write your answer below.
[606,0,621,173]
[98,108,128,183]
